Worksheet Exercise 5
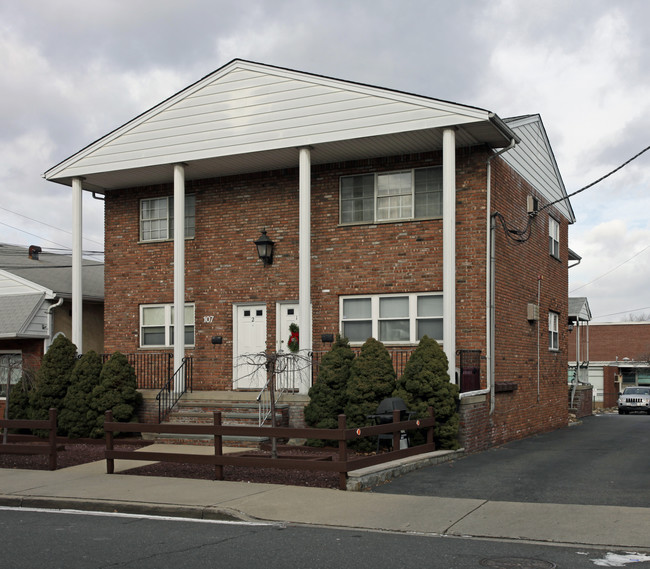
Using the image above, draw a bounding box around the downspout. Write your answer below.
[459,139,516,417]
[45,296,64,352]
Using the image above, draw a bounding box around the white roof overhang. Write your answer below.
[44,60,517,193]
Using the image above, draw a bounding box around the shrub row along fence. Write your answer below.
[0,408,58,470]
[104,408,436,490]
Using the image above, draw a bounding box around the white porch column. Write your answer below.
[298,147,312,392]
[173,163,186,392]
[71,177,83,353]
[442,128,456,380]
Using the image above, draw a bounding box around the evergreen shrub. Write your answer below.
[59,350,103,438]
[90,352,142,438]
[344,337,396,452]
[393,335,460,449]
[304,334,355,446]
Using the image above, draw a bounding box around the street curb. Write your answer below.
[0,495,252,522]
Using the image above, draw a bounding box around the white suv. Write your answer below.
[617,386,650,415]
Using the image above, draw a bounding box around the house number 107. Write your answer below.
[203,315,214,323]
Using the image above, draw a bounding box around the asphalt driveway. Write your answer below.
[372,414,650,507]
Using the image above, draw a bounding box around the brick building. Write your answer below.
[44,60,574,450]
[569,321,650,408]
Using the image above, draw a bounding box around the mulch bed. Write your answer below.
[0,439,346,489]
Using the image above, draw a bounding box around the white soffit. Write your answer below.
[45,60,513,191]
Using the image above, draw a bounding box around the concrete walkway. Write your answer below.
[1,445,649,550]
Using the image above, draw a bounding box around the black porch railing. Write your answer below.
[101,352,174,390]
[311,347,416,384]
[156,357,193,423]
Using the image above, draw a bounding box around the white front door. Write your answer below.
[277,303,300,353]
[233,304,267,390]
[276,302,311,393]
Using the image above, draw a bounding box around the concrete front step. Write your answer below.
[151,433,270,448]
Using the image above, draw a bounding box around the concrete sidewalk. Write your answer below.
[1,447,649,550]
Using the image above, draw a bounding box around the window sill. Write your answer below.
[138,236,195,245]
[338,216,442,228]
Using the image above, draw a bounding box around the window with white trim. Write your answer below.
[340,167,442,224]
[548,311,559,351]
[340,293,443,344]
[0,352,22,398]
[140,304,195,348]
[549,217,560,259]
[140,195,196,242]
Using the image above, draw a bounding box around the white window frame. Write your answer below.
[139,303,195,348]
[0,351,22,399]
[340,293,443,345]
[549,216,560,259]
[140,195,196,242]
[340,166,442,224]
[548,311,559,351]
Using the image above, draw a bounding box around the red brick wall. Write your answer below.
[568,322,650,362]
[103,146,569,446]
[488,158,569,445]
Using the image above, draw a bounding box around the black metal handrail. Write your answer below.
[156,357,193,423]
[101,352,173,389]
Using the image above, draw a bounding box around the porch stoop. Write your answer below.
[145,392,291,448]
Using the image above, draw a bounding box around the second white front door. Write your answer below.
[233,304,267,390]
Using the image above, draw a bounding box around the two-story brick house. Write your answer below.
[44,59,574,450]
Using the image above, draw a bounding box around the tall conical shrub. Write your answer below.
[344,337,396,451]
[393,335,460,449]
[90,352,142,438]
[59,350,103,438]
[29,335,78,433]
[304,335,355,446]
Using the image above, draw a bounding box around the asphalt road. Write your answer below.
[1,508,644,569]
[372,414,650,507]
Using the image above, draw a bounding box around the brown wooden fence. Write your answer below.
[104,408,436,490]
[0,408,58,470]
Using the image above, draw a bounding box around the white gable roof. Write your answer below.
[503,115,575,223]
[45,59,516,192]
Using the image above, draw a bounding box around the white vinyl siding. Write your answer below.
[549,217,560,259]
[140,195,195,242]
[341,293,443,344]
[549,311,559,351]
[140,304,195,348]
[340,167,442,224]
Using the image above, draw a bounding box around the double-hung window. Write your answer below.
[548,311,559,351]
[549,217,560,259]
[140,195,196,242]
[140,303,195,348]
[340,293,443,344]
[340,167,442,224]
[0,352,22,398]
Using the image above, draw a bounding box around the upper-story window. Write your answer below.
[548,311,559,351]
[340,167,442,224]
[140,195,196,242]
[549,217,560,259]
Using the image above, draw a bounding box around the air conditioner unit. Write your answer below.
[527,195,539,215]
[527,303,539,321]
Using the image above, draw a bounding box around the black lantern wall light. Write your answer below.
[254,228,275,266]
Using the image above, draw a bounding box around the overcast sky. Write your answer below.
[1,0,649,321]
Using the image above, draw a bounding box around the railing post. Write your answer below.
[48,408,57,471]
[213,411,223,481]
[427,406,435,448]
[338,414,347,491]
[105,410,114,474]
[392,409,400,452]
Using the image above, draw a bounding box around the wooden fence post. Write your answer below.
[105,410,114,474]
[427,406,435,448]
[338,414,347,491]
[213,411,223,481]
[48,408,57,471]
[392,409,400,451]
